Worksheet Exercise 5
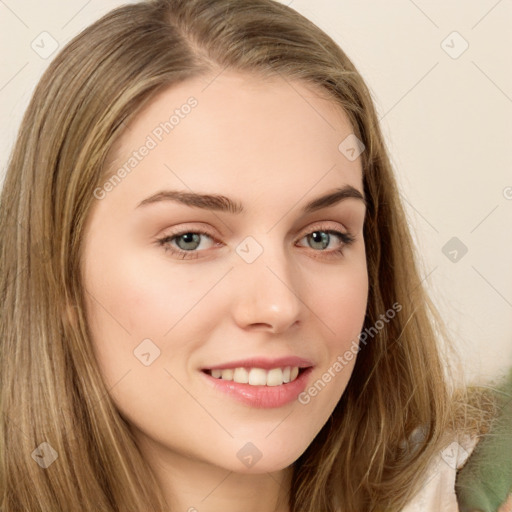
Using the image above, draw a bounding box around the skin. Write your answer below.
[81,71,368,512]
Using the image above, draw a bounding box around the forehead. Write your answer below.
[101,70,363,210]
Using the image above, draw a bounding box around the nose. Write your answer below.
[230,240,303,333]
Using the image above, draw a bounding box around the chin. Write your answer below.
[221,441,306,475]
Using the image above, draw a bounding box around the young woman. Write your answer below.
[0,0,509,510]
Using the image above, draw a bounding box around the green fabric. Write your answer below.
[456,367,512,512]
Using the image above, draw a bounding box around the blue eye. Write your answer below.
[156,225,355,260]
[172,232,203,251]
[157,229,215,259]
[303,230,354,251]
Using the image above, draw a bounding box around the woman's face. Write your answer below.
[81,71,368,475]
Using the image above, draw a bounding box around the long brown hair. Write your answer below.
[0,0,490,510]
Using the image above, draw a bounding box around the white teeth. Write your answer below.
[207,366,302,386]
[233,367,249,384]
[249,368,267,386]
[266,368,284,387]
[221,368,234,380]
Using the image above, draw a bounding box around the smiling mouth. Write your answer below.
[202,366,310,386]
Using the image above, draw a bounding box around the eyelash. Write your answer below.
[156,223,356,261]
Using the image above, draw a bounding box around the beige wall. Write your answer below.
[1,0,511,383]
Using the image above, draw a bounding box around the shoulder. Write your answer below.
[402,367,512,512]
[455,368,512,512]
[400,432,478,512]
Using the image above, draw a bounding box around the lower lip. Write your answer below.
[200,367,314,409]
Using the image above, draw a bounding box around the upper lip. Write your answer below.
[202,356,314,371]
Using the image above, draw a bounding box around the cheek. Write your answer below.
[81,239,237,397]
[315,259,368,349]
[295,264,368,428]
[83,249,199,341]
[333,282,367,345]
[306,258,368,398]
[81,243,199,389]
[81,248,206,432]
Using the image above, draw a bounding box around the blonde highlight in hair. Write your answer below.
[0,0,490,510]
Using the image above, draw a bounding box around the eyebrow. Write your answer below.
[135,185,366,214]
